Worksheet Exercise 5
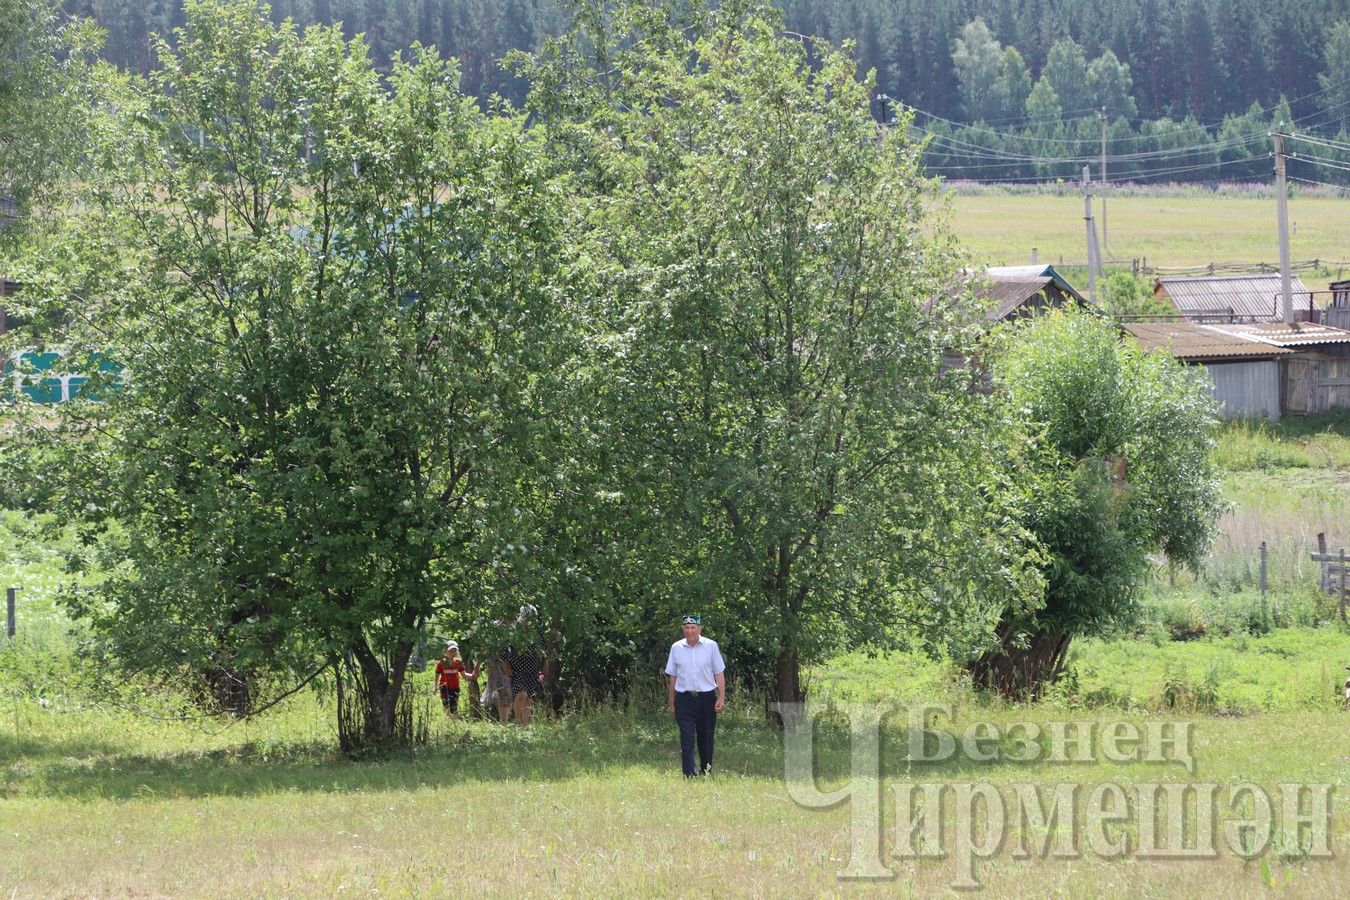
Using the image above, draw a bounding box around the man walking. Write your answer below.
[664,615,726,777]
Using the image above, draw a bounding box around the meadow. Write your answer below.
[2,638,1348,895]
[946,192,1350,294]
[2,397,1349,897]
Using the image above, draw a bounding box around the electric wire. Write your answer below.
[1288,154,1350,175]
[1287,133,1350,153]
[900,75,1350,147]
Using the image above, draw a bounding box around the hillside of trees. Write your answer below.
[61,0,1350,184]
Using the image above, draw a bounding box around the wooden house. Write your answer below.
[964,264,1088,322]
[1122,321,1350,420]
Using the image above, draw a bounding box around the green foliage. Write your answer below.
[1023,78,1060,125]
[1042,37,1091,116]
[1086,50,1137,120]
[1318,21,1350,132]
[1100,271,1170,317]
[989,310,1227,639]
[951,17,1006,122]
[517,1,1044,696]
[0,0,102,246]
[10,0,575,746]
[1140,587,1339,641]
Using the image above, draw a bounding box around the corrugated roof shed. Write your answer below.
[1156,274,1312,322]
[987,265,1087,303]
[1121,322,1294,361]
[1217,322,1350,347]
[1122,321,1350,361]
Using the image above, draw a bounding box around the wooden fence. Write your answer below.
[1312,533,1348,622]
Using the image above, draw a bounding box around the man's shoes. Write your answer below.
[701,763,712,776]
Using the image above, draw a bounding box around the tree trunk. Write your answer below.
[203,667,251,716]
[543,620,563,714]
[337,638,419,754]
[775,645,802,703]
[969,626,1072,700]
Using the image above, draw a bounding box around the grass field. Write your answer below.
[948,194,1350,294]
[2,639,1348,896]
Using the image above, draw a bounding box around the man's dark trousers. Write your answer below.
[675,689,716,776]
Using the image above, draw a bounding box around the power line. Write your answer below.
[1288,154,1350,175]
[1288,175,1349,190]
[931,155,1266,184]
[1287,133,1350,154]
[900,77,1350,150]
[917,127,1267,166]
[1099,157,1273,182]
[926,153,1270,174]
[946,105,1107,127]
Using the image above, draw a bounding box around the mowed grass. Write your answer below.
[3,636,1350,896]
[948,194,1350,293]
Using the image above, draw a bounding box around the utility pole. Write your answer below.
[1082,166,1098,304]
[1273,131,1294,324]
[877,92,893,127]
[1099,108,1108,256]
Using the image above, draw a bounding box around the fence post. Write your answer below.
[5,587,14,639]
[1259,542,1267,597]
[1318,533,1329,593]
[1340,549,1347,623]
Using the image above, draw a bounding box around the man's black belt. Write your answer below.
[679,689,714,696]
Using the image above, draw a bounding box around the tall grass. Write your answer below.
[0,510,96,647]
[1213,414,1350,471]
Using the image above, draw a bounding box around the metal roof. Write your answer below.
[935,265,1087,321]
[987,265,1087,304]
[1216,322,1350,347]
[1157,274,1312,322]
[974,276,1056,320]
[1121,322,1294,361]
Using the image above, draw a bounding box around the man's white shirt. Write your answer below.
[664,637,726,692]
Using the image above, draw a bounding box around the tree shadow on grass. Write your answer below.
[8,707,1084,802]
[9,711,800,801]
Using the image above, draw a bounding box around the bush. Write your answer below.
[1100,272,1172,317]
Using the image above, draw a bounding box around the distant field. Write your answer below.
[948,194,1350,294]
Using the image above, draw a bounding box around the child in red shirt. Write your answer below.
[435,641,472,717]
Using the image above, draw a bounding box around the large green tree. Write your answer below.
[951,17,1008,122]
[520,1,1043,702]
[1042,37,1092,116]
[17,0,572,748]
[972,311,1225,696]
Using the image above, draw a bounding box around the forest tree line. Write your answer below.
[60,1,1350,184]
[64,1,1350,119]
